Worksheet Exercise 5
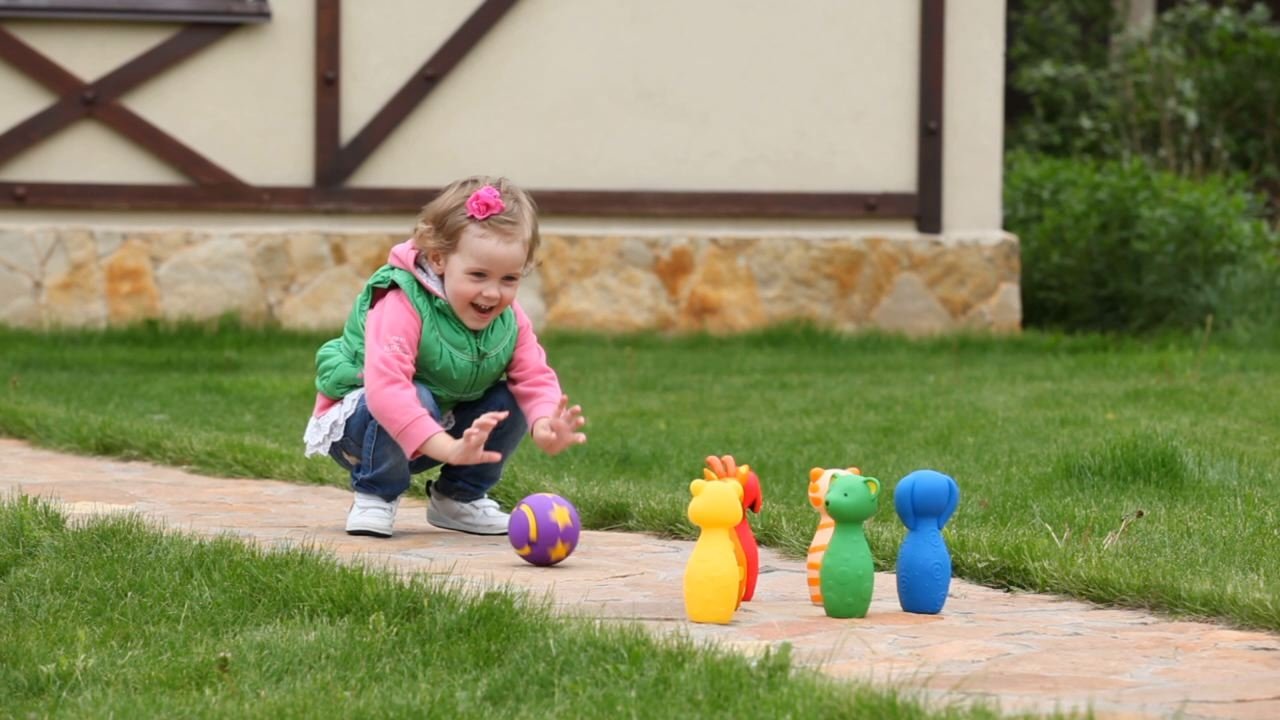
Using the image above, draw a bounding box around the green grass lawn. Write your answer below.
[1,322,1277,635]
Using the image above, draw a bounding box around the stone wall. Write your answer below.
[0,226,1021,335]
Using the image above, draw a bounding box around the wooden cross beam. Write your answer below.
[0,23,245,186]
[314,0,518,186]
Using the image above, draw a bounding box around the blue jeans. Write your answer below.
[327,381,527,503]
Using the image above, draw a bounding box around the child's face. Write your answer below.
[427,224,527,330]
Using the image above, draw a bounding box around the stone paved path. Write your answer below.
[3,437,1278,719]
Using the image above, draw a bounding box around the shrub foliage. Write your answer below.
[1005,151,1275,332]
[1009,0,1280,204]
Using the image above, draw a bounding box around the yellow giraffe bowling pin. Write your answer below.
[684,478,744,624]
[807,466,860,605]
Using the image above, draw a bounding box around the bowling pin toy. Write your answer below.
[806,466,860,606]
[704,454,762,601]
[738,466,762,600]
[819,470,881,619]
[894,469,959,614]
[683,477,744,624]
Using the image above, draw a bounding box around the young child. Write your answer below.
[303,176,587,537]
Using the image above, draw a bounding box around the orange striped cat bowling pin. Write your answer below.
[807,466,861,605]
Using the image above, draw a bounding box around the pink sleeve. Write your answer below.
[364,289,445,458]
[507,302,564,430]
[312,393,338,417]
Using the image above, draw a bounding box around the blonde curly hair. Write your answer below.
[411,175,540,271]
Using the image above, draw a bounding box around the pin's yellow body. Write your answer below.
[683,478,744,624]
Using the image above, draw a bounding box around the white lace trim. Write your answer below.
[303,388,364,458]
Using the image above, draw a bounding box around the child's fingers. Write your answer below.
[458,427,501,464]
[465,421,498,443]
[471,411,508,432]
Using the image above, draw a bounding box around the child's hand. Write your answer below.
[532,395,587,456]
[435,410,509,466]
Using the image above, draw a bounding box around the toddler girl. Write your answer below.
[304,176,586,537]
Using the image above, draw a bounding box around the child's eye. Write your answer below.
[469,272,487,280]
[502,275,520,284]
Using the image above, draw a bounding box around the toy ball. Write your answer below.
[508,493,581,566]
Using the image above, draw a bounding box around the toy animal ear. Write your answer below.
[690,479,706,496]
[894,473,919,530]
[864,477,880,497]
[847,466,861,475]
[809,467,824,482]
[705,455,725,478]
[937,476,960,529]
[722,454,739,477]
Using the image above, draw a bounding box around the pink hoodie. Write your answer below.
[312,239,563,458]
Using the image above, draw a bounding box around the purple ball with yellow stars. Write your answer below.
[508,493,581,566]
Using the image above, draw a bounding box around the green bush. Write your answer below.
[1112,2,1280,191]
[1008,1,1280,214]
[1005,151,1277,333]
[1006,0,1119,156]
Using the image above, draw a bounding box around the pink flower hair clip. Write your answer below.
[465,185,505,220]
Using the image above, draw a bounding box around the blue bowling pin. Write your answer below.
[893,469,959,614]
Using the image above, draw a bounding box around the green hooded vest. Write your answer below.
[314,265,517,412]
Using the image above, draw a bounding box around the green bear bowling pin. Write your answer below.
[819,471,881,619]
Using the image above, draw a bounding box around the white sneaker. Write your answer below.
[346,492,400,538]
[426,485,510,535]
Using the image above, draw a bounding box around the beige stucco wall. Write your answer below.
[0,0,1004,227]
[944,0,1006,233]
[0,1,1015,334]
[344,0,920,192]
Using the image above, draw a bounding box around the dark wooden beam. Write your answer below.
[92,104,247,186]
[314,0,341,185]
[0,25,79,89]
[330,0,518,184]
[531,190,916,220]
[90,23,236,99]
[0,24,244,185]
[0,182,917,219]
[917,0,945,234]
[0,0,271,24]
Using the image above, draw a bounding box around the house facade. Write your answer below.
[0,0,1017,334]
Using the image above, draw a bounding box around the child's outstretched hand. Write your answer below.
[436,410,509,466]
[532,395,587,456]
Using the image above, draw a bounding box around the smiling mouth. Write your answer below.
[472,303,495,314]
